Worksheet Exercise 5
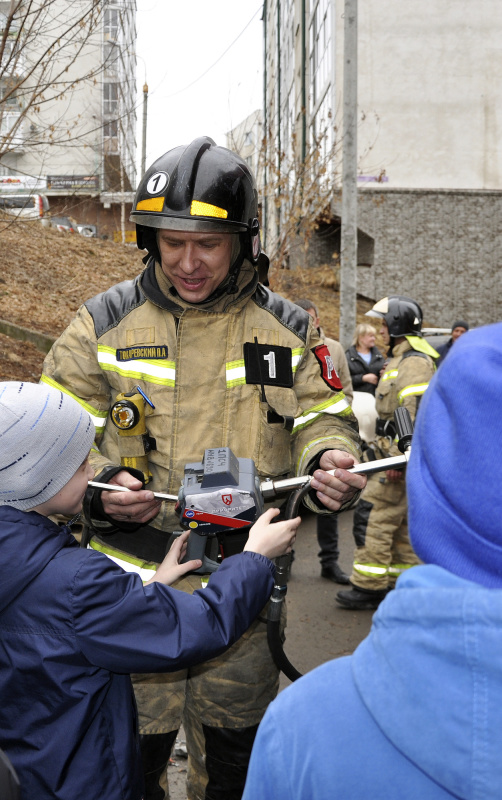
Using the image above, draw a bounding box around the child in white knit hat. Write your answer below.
[0,381,299,800]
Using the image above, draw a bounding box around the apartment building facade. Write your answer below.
[262,0,502,327]
[0,0,137,238]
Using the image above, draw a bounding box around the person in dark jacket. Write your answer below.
[436,320,469,366]
[345,323,385,396]
[0,381,299,800]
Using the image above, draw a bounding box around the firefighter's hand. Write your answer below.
[310,450,367,511]
[144,532,202,586]
[386,469,404,483]
[244,508,301,559]
[102,470,162,524]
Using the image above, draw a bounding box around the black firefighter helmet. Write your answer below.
[130,136,264,278]
[366,295,423,337]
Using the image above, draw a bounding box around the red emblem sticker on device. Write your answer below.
[313,345,343,390]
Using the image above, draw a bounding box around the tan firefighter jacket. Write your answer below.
[42,258,362,533]
[373,336,438,458]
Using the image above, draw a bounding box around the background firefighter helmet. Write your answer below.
[366,295,423,337]
[131,136,262,267]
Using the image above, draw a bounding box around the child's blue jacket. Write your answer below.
[0,506,274,800]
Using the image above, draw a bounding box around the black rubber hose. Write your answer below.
[266,482,312,682]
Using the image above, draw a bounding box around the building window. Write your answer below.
[309,0,331,108]
[103,83,118,116]
[103,119,118,154]
[103,41,119,78]
[244,131,253,147]
[104,8,119,40]
[310,89,334,185]
[0,84,19,107]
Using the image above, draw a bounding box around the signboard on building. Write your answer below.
[47,175,100,191]
[0,175,46,192]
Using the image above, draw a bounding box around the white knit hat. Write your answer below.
[0,382,95,511]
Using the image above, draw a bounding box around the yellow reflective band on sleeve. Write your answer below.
[136,197,164,212]
[353,562,388,577]
[191,200,228,219]
[292,347,304,373]
[226,359,246,387]
[88,540,157,581]
[296,434,360,475]
[293,394,351,432]
[381,369,398,381]
[398,383,429,404]
[97,345,175,387]
[40,374,108,434]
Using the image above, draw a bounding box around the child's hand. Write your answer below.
[244,508,301,559]
[144,531,202,586]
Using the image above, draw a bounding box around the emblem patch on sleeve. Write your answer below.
[243,342,294,388]
[313,344,343,390]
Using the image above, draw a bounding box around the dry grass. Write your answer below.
[0,219,377,382]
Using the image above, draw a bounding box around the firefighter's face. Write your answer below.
[305,307,320,329]
[380,320,390,345]
[157,230,234,303]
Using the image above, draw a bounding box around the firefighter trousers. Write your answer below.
[132,572,283,800]
[350,472,421,591]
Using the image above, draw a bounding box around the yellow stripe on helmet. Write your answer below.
[190,200,228,219]
[136,197,165,212]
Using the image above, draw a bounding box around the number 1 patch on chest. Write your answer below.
[313,344,343,390]
[243,342,294,388]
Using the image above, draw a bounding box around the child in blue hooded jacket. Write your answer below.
[0,381,299,800]
[244,322,502,800]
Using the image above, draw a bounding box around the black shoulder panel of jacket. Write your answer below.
[252,284,310,342]
[84,275,147,338]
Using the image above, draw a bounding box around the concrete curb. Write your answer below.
[0,318,55,354]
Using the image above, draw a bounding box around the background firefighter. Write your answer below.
[41,137,365,800]
[337,295,439,611]
[294,297,354,586]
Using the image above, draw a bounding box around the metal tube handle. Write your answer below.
[394,407,414,453]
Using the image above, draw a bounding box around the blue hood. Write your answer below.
[353,564,502,799]
[0,506,73,612]
[408,323,502,587]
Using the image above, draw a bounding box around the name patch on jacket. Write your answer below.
[116,345,168,361]
[313,344,343,391]
[243,343,294,388]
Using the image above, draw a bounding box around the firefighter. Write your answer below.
[336,295,439,611]
[294,298,353,585]
[41,137,365,800]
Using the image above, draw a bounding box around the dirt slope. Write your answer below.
[0,219,374,382]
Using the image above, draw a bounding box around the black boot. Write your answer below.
[203,723,259,800]
[336,585,388,610]
[139,731,178,800]
[321,563,350,584]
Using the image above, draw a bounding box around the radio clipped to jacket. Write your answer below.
[110,386,157,484]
